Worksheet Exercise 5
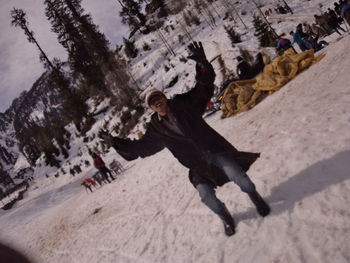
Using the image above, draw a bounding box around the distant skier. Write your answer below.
[99,42,270,236]
[91,152,115,182]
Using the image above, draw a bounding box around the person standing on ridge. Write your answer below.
[99,42,270,236]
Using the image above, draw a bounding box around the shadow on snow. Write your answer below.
[235,150,350,222]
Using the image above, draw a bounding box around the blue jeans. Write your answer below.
[196,154,256,215]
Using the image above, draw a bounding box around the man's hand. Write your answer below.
[98,129,114,148]
[187,41,207,63]
[187,41,215,84]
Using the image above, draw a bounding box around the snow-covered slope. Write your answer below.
[1,31,349,263]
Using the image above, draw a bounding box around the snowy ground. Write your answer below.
[1,31,350,262]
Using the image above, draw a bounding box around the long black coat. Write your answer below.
[112,62,260,188]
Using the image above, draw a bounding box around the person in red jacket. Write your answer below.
[92,152,115,182]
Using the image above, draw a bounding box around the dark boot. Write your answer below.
[218,206,235,236]
[248,191,270,217]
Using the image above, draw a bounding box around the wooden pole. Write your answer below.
[157,29,176,56]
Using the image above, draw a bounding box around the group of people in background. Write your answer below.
[81,152,124,193]
[230,0,350,95]
[275,0,350,55]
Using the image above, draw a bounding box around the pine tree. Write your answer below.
[224,25,241,47]
[252,15,276,47]
[119,0,146,30]
[11,8,55,71]
[63,0,111,63]
[239,47,254,64]
[183,12,192,27]
[45,0,135,109]
[0,168,14,189]
[45,0,110,97]
[47,64,88,132]
[64,0,135,105]
[188,10,201,26]
[26,122,61,167]
[17,124,42,166]
[44,1,101,95]
[123,37,138,58]
[142,42,151,51]
[11,6,88,148]
[157,4,168,18]
[193,0,216,28]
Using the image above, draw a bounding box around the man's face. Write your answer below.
[150,96,168,116]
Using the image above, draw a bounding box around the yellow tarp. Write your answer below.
[220,49,325,118]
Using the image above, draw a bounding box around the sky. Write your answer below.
[0,0,128,113]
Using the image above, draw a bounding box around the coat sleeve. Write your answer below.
[111,127,164,161]
[177,61,216,115]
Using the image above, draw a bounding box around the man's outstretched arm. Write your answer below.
[181,41,216,114]
[99,129,164,161]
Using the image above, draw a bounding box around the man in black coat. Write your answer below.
[100,42,270,236]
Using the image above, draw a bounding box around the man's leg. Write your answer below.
[196,184,235,236]
[211,155,270,217]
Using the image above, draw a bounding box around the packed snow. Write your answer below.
[1,0,350,262]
